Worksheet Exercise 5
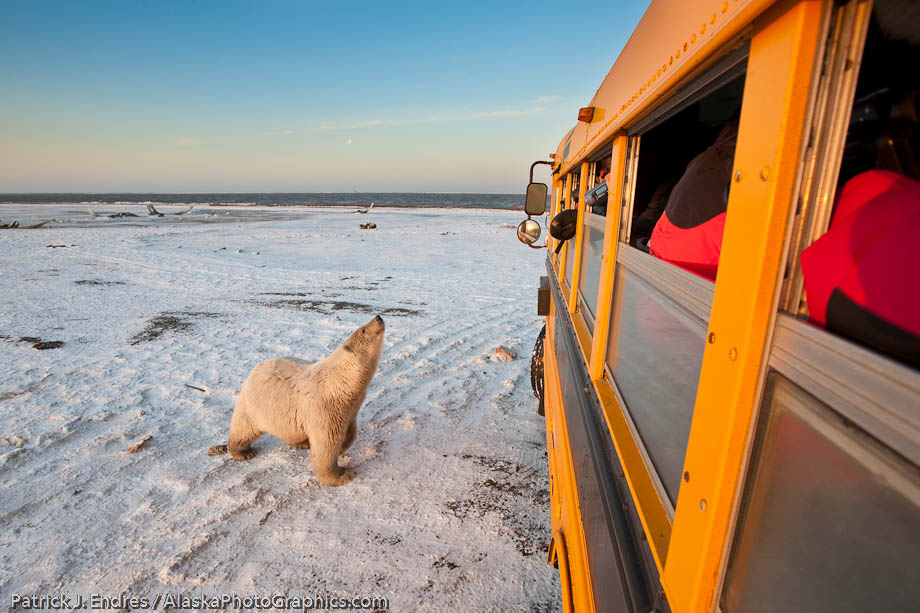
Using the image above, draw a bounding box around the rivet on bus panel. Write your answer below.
[722,2,728,12]
[735,171,742,182]
[729,347,738,361]
[700,499,707,512]
[683,471,690,482]
[707,332,716,343]
[760,166,770,180]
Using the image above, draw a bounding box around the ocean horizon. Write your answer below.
[0,192,529,210]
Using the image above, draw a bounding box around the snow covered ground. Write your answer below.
[0,205,559,612]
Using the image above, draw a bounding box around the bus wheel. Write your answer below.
[531,324,546,415]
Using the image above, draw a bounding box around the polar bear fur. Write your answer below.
[209,315,385,486]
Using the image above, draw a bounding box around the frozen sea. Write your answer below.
[0,204,559,611]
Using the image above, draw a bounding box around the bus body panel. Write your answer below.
[535,0,920,610]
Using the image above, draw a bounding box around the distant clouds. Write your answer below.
[318,119,393,131]
[315,103,554,132]
[533,95,561,104]
[464,107,547,120]
[174,137,205,146]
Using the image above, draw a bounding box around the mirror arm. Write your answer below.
[529,161,554,184]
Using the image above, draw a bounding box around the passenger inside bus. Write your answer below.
[586,156,611,215]
[647,118,739,280]
[801,169,920,368]
[595,157,610,186]
[800,3,920,368]
[630,103,710,249]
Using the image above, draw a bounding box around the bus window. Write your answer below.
[602,69,746,505]
[586,155,612,216]
[795,1,920,369]
[563,170,581,287]
[629,103,710,249]
[722,373,920,612]
[605,253,712,504]
[634,76,746,281]
[578,152,614,327]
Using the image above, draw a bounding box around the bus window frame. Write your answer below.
[555,173,572,278]
[573,137,629,364]
[575,138,615,332]
[588,23,751,570]
[589,135,628,382]
[603,245,715,514]
[566,162,590,319]
[619,137,641,245]
[769,314,920,467]
[550,175,564,264]
[779,0,871,316]
[665,2,828,610]
[565,133,683,585]
[575,210,608,332]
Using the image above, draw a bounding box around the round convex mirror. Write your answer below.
[517,218,541,245]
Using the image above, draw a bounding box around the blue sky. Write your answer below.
[0,1,649,192]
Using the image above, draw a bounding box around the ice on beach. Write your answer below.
[0,204,559,610]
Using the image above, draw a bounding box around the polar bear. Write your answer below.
[209,315,385,486]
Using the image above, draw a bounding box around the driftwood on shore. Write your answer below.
[147,204,194,216]
[1,220,54,229]
[86,205,194,219]
[87,209,140,218]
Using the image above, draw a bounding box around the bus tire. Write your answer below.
[531,324,546,416]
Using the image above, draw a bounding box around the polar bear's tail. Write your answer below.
[208,444,228,455]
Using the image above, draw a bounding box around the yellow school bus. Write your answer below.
[517,0,920,611]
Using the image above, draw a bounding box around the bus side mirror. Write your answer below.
[517,218,542,245]
[525,182,548,216]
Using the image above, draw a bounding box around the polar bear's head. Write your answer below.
[342,315,385,372]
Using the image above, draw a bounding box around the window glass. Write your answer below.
[605,256,708,503]
[579,212,606,325]
[564,235,576,287]
[722,372,920,612]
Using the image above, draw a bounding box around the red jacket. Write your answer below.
[650,121,738,281]
[801,170,920,367]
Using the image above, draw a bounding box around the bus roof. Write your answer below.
[554,0,775,173]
